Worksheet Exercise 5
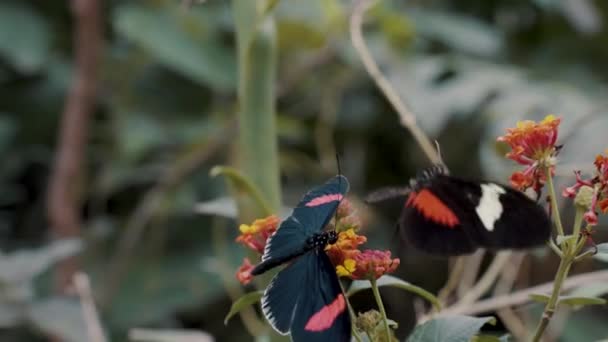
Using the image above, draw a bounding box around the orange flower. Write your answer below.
[326,228,367,267]
[236,258,254,285]
[344,250,400,280]
[497,115,561,193]
[235,215,280,254]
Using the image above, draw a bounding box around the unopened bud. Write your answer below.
[574,185,594,210]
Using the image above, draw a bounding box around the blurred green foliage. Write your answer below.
[1,0,608,341]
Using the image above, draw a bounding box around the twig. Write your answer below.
[100,121,235,305]
[437,256,465,304]
[454,251,512,306]
[494,253,527,341]
[349,0,441,165]
[350,0,491,309]
[457,249,485,299]
[47,0,101,292]
[73,273,107,342]
[435,269,608,316]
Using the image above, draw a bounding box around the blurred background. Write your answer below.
[1,0,608,341]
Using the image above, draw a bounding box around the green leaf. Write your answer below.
[569,283,608,299]
[224,291,264,325]
[0,239,82,284]
[0,3,50,72]
[113,4,236,90]
[529,294,550,303]
[593,243,608,262]
[557,296,607,307]
[347,275,441,311]
[210,166,274,217]
[407,9,503,57]
[407,315,495,342]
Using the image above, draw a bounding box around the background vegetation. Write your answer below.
[1,0,608,341]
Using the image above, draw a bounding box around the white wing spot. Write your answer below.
[476,184,506,231]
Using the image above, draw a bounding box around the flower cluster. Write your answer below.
[234,215,279,285]
[497,115,561,194]
[235,215,280,254]
[328,200,400,280]
[337,250,400,280]
[563,150,608,225]
[236,258,254,285]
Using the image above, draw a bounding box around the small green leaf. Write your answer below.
[347,275,441,311]
[406,315,495,342]
[557,296,607,307]
[224,291,263,325]
[210,166,274,217]
[593,243,608,262]
[529,294,550,304]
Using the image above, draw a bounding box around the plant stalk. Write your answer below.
[370,278,392,340]
[545,166,564,237]
[531,256,572,341]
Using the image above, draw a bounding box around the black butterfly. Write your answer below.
[369,165,552,255]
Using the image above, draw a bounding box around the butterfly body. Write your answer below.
[252,176,351,342]
[398,165,552,255]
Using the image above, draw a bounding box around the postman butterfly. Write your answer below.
[251,176,351,342]
[369,164,552,255]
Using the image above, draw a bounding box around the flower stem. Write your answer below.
[339,282,363,342]
[531,255,572,342]
[370,278,392,340]
[531,167,573,341]
[545,167,565,237]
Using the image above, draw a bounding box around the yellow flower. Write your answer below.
[336,259,356,277]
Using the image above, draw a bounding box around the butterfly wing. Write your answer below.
[471,181,551,249]
[400,175,551,255]
[292,175,349,234]
[290,252,351,342]
[399,176,479,255]
[252,175,349,275]
[260,253,309,334]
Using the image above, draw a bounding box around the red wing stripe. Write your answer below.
[304,294,346,332]
[406,189,460,228]
[305,194,343,207]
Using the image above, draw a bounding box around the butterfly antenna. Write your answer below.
[334,153,343,228]
[435,140,448,174]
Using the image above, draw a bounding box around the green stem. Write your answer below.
[572,207,584,239]
[545,166,565,237]
[547,240,563,258]
[531,256,572,342]
[531,166,574,341]
[370,278,391,341]
[339,281,363,342]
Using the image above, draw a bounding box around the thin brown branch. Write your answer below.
[99,120,235,305]
[47,0,101,291]
[437,256,465,305]
[494,253,527,341]
[457,251,512,305]
[73,273,107,342]
[349,0,441,165]
[457,249,485,298]
[437,270,608,317]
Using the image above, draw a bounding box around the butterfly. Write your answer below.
[251,176,351,342]
[368,164,552,255]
